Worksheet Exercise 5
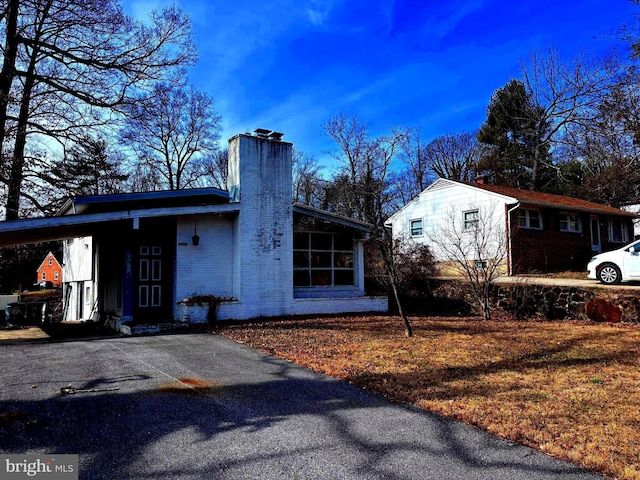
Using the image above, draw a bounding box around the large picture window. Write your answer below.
[293,232,355,287]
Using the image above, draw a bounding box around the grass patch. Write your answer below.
[217,315,640,480]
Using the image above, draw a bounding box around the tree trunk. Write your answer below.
[0,0,20,154]
[6,45,39,220]
[390,278,413,337]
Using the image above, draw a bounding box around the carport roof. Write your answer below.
[0,188,236,247]
[57,187,229,215]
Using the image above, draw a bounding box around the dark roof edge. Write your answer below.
[293,204,374,232]
[56,188,229,216]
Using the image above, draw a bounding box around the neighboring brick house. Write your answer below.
[36,251,62,287]
[0,130,387,327]
[386,178,638,275]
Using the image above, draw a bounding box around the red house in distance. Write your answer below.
[36,252,62,287]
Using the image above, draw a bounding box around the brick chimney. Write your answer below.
[227,129,293,317]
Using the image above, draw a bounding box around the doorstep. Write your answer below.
[123,322,209,336]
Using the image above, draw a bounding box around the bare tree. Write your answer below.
[395,127,432,201]
[368,232,436,336]
[204,148,229,191]
[322,112,404,224]
[0,0,195,218]
[428,203,508,321]
[120,82,221,190]
[323,112,414,335]
[292,147,324,207]
[520,48,617,189]
[424,131,481,182]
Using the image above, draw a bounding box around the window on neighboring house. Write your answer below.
[516,209,542,229]
[41,272,46,280]
[410,219,423,237]
[464,210,479,230]
[475,260,488,270]
[48,258,52,265]
[293,232,355,287]
[54,272,59,281]
[608,219,629,243]
[559,212,582,233]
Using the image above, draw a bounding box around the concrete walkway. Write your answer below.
[0,334,602,479]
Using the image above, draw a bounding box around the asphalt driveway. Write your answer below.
[0,334,602,479]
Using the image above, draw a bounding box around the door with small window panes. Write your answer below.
[134,244,171,322]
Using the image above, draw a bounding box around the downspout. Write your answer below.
[506,203,520,276]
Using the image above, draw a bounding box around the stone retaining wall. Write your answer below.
[430,279,640,323]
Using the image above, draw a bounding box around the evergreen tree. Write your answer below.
[477,79,551,190]
[46,135,128,199]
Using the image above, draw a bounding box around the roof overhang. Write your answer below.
[0,203,239,248]
[514,200,639,218]
[293,204,374,233]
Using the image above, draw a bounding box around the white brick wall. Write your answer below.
[173,215,235,319]
[228,134,294,319]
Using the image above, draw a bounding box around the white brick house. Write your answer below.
[46,130,386,327]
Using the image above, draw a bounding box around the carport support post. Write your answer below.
[123,249,134,319]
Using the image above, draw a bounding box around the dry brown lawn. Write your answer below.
[217,315,640,480]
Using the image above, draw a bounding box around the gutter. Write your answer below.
[506,202,520,276]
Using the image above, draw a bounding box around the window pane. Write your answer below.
[517,212,527,227]
[334,270,354,286]
[311,270,332,286]
[334,234,353,251]
[464,210,479,229]
[311,252,332,267]
[294,232,308,249]
[410,219,423,236]
[334,253,353,268]
[293,270,310,287]
[311,233,332,250]
[529,211,541,229]
[293,251,308,268]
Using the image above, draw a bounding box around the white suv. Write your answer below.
[587,240,640,284]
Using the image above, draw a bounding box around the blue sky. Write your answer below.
[123,0,639,169]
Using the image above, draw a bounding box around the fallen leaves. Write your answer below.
[218,315,640,480]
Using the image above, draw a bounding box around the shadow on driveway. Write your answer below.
[0,334,602,480]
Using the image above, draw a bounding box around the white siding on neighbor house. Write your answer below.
[388,180,513,261]
[173,215,235,319]
[62,236,97,321]
[62,236,93,282]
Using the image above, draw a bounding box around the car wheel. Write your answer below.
[598,263,622,285]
